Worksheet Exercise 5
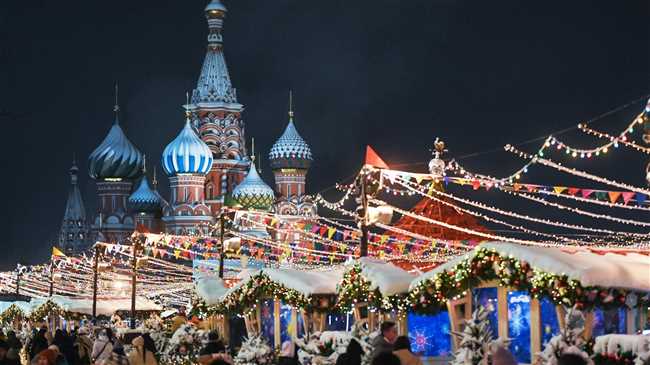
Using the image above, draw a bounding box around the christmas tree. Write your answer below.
[451,305,498,365]
[537,307,593,365]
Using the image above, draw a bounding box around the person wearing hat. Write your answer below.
[198,331,231,365]
[72,327,92,365]
[0,340,19,365]
[128,336,157,365]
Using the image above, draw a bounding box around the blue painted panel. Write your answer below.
[540,296,560,347]
[261,300,275,348]
[325,313,354,331]
[507,291,531,364]
[279,302,293,344]
[472,287,499,338]
[592,307,627,336]
[407,312,452,357]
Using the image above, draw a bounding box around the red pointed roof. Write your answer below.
[364,146,389,169]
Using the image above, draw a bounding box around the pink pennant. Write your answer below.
[581,189,593,198]
[621,192,635,204]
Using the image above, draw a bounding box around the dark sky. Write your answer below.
[1,0,648,269]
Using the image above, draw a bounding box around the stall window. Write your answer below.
[260,300,275,348]
[407,311,452,357]
[592,307,627,336]
[472,288,499,337]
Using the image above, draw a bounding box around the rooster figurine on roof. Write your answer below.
[429,137,447,179]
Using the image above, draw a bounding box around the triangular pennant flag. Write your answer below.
[380,235,389,244]
[581,189,594,198]
[311,225,321,234]
[343,230,350,240]
[526,184,538,193]
[636,193,647,204]
[327,227,336,240]
[621,192,635,204]
[608,191,621,203]
[364,145,389,169]
[553,186,567,195]
[513,183,521,191]
[319,226,328,236]
[595,191,607,200]
[472,180,481,190]
[52,247,66,257]
[567,187,580,196]
[174,250,181,259]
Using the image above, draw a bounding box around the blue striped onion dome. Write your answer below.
[232,161,276,210]
[89,121,143,180]
[162,119,214,176]
[128,176,162,213]
[269,120,313,169]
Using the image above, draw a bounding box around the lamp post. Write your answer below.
[15,264,21,296]
[48,259,54,297]
[218,211,226,279]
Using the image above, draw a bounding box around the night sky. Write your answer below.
[1,0,648,269]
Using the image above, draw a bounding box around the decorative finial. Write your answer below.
[142,154,147,174]
[251,137,255,160]
[72,152,77,166]
[152,166,158,187]
[184,92,191,121]
[288,89,294,120]
[113,83,120,114]
[258,153,262,173]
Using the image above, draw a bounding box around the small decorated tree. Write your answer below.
[451,305,500,365]
[161,323,207,365]
[537,307,593,365]
[234,334,275,365]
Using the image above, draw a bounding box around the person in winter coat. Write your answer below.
[0,340,20,365]
[198,331,230,365]
[128,335,158,365]
[97,343,130,365]
[91,330,114,364]
[336,338,364,365]
[370,321,398,361]
[30,328,49,360]
[4,332,21,365]
[71,328,92,365]
[392,336,422,365]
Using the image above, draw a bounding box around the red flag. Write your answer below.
[567,187,580,196]
[364,146,389,169]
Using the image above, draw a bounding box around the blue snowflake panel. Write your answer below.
[261,299,275,347]
[326,313,354,331]
[407,311,452,357]
[540,296,560,347]
[472,287,499,338]
[507,291,531,364]
[280,302,293,344]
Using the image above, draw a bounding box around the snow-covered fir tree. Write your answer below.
[537,307,593,365]
[234,334,275,365]
[451,305,499,365]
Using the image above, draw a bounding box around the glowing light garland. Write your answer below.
[505,144,650,196]
[389,174,646,239]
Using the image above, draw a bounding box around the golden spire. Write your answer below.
[288,89,294,121]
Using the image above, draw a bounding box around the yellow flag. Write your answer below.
[52,247,66,257]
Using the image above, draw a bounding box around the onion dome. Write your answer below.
[232,160,275,210]
[88,102,144,180]
[162,113,214,176]
[205,0,227,13]
[128,175,162,213]
[269,92,312,169]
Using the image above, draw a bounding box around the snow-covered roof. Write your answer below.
[263,267,344,296]
[28,296,161,316]
[356,257,415,296]
[410,242,650,292]
[195,276,228,306]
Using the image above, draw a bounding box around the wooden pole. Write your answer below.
[48,259,54,297]
[359,171,369,258]
[92,246,99,320]
[219,212,225,279]
[130,238,139,329]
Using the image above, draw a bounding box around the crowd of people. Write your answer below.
[0,325,232,365]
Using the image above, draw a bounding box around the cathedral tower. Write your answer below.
[161,106,215,234]
[189,0,249,214]
[58,157,90,253]
[88,89,143,243]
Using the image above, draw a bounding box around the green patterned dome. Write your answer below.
[232,161,275,210]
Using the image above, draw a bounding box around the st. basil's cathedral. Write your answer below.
[57,0,316,252]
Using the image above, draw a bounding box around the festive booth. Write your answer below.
[211,266,344,348]
[408,242,650,364]
[336,257,414,333]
